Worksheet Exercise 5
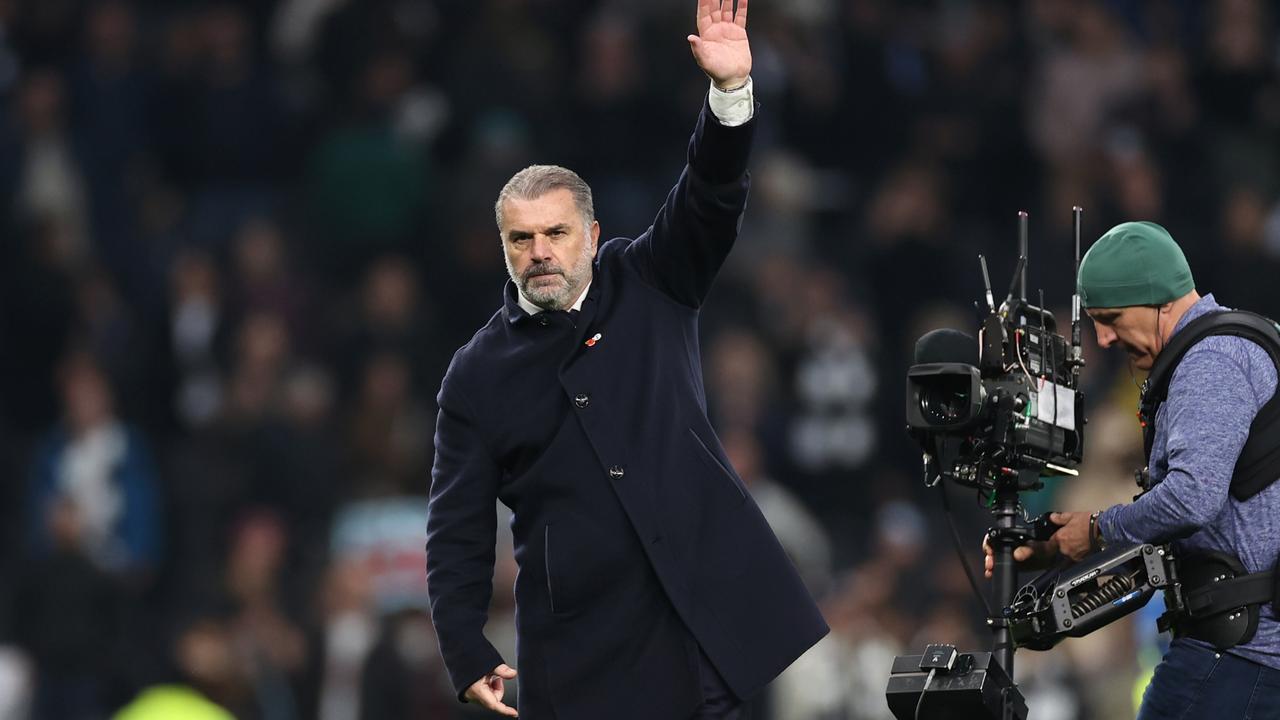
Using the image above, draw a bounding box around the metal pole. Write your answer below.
[989,478,1023,677]
[1017,211,1029,301]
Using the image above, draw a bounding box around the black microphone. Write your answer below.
[914,328,978,366]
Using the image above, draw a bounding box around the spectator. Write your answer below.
[27,351,161,578]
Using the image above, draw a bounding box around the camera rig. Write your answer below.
[888,210,1279,719]
[1006,532,1171,650]
[889,209,1088,719]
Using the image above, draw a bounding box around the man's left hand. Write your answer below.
[688,0,752,90]
[1049,511,1096,562]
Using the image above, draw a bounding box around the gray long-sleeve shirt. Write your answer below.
[1098,294,1280,669]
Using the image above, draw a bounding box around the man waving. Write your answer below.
[425,1,829,718]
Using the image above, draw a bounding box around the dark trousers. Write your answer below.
[690,645,745,720]
[1136,638,1280,720]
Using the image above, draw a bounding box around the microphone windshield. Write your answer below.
[914,328,978,366]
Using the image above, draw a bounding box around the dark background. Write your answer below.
[0,0,1277,717]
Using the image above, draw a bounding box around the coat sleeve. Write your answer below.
[623,96,757,308]
[425,374,506,700]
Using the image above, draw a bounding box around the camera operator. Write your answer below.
[985,221,1280,718]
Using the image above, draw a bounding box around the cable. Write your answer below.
[1013,330,1035,384]
[915,668,938,720]
[938,480,993,618]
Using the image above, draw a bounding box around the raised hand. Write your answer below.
[688,0,751,89]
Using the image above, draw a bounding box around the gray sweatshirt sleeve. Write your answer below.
[1098,346,1261,545]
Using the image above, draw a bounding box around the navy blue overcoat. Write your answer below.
[426,98,829,720]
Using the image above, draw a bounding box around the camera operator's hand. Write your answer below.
[1047,511,1096,562]
[982,534,1059,579]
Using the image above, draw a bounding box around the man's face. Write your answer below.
[1086,305,1163,370]
[499,188,600,311]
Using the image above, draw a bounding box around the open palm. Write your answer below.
[689,0,751,89]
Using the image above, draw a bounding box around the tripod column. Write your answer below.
[988,476,1024,678]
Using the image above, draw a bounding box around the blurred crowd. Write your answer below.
[0,0,1278,718]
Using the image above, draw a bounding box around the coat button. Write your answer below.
[538,315,550,326]
[609,465,624,480]
[574,393,590,409]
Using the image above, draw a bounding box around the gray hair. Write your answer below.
[494,165,595,232]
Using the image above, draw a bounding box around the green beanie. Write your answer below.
[1077,221,1195,308]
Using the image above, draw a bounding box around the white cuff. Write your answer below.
[708,77,754,127]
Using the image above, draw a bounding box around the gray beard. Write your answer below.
[506,245,594,311]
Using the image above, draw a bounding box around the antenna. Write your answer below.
[1018,211,1029,301]
[1003,255,1026,308]
[1070,206,1085,372]
[979,253,1005,375]
[979,254,995,312]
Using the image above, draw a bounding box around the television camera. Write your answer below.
[886,210,1183,720]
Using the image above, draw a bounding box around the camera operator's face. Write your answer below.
[1087,306,1161,369]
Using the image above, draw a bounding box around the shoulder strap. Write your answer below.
[1140,310,1280,500]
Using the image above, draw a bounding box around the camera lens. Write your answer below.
[920,376,972,425]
